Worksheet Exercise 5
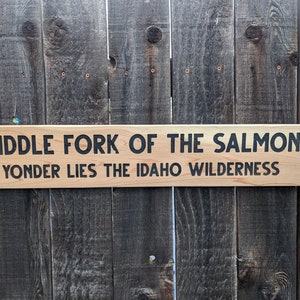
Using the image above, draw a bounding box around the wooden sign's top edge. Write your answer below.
[0,124,299,129]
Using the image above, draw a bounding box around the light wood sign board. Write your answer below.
[0,124,300,188]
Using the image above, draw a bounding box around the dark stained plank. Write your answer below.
[108,1,173,299]
[171,0,236,298]
[108,0,171,125]
[235,1,298,299]
[298,1,300,296]
[41,0,112,298]
[0,1,51,299]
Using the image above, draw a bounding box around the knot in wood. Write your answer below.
[22,21,38,38]
[289,52,298,66]
[245,25,263,43]
[146,26,162,43]
[46,18,68,48]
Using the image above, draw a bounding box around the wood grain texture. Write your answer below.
[0,1,51,299]
[2,125,300,188]
[108,0,171,125]
[171,0,236,298]
[108,0,173,299]
[235,0,298,298]
[41,0,112,298]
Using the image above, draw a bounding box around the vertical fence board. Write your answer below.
[41,0,112,298]
[235,1,298,299]
[171,1,236,299]
[298,1,300,297]
[0,1,51,299]
[108,1,173,299]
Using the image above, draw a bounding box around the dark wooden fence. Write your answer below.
[0,0,299,299]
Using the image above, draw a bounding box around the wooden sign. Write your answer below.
[0,124,300,188]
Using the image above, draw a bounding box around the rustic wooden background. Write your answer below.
[0,0,298,299]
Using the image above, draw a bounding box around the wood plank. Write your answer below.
[0,1,51,299]
[2,125,300,188]
[41,0,113,298]
[298,2,300,297]
[108,1,173,298]
[171,0,236,298]
[235,0,298,298]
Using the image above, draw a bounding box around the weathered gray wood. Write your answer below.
[41,0,112,298]
[235,0,298,299]
[0,1,51,299]
[171,0,236,298]
[108,1,173,299]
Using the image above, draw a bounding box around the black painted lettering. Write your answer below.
[33,165,42,178]
[93,135,105,154]
[217,162,226,175]
[18,135,30,155]
[129,134,146,154]
[44,135,54,154]
[107,134,119,154]
[241,133,251,152]
[137,163,148,177]
[180,134,193,153]
[42,164,50,178]
[11,165,23,179]
[194,134,204,153]
[189,162,204,176]
[167,134,178,153]
[170,163,181,176]
[149,164,159,176]
[253,133,269,152]
[75,135,92,154]
[208,163,216,176]
[2,165,10,178]
[88,164,97,178]
[270,133,287,152]
[23,164,33,178]
[67,164,74,178]
[227,162,235,176]
[213,133,225,153]
[52,164,60,178]
[271,161,280,175]
[288,132,300,151]
[64,135,73,154]
[103,163,129,177]
[244,162,254,176]
[158,163,169,176]
[4,136,16,155]
[147,134,157,153]
[254,162,262,175]
[31,136,42,154]
[262,162,271,175]
[226,134,239,152]
[235,162,244,175]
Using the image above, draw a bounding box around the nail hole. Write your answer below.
[85,73,90,78]
[185,68,190,74]
[61,71,66,77]
[276,65,282,70]
[217,65,222,71]
[124,70,129,76]
[150,68,155,73]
